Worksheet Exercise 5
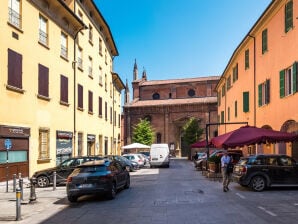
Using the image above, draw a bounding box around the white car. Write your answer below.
[122,154,145,167]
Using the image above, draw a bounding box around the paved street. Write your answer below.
[1,158,298,223]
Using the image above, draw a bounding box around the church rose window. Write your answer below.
[152,93,160,99]
[188,89,195,97]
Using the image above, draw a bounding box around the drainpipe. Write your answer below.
[248,34,256,127]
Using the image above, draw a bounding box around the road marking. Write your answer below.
[235,193,245,199]
[258,206,277,217]
[294,203,298,206]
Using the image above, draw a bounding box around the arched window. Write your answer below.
[152,92,160,100]
[156,133,161,143]
[188,89,195,97]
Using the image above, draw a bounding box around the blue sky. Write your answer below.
[95,0,271,88]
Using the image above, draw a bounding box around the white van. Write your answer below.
[149,143,170,168]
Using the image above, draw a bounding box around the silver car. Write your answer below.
[122,154,145,168]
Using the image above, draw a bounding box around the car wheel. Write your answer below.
[67,195,78,203]
[37,175,49,188]
[108,182,117,200]
[124,176,130,189]
[250,176,266,192]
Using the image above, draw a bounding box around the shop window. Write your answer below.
[39,129,50,160]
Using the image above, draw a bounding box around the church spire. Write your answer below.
[133,59,138,80]
[125,79,130,104]
[142,67,147,81]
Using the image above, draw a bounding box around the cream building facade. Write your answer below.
[0,0,124,181]
[216,0,298,159]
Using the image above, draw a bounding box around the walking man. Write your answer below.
[221,151,231,192]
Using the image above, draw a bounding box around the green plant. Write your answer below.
[207,156,221,163]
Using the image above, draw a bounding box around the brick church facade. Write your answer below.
[123,61,220,157]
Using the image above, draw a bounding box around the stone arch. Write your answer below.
[280,120,298,160]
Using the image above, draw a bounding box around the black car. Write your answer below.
[233,154,298,191]
[32,156,103,187]
[66,160,130,202]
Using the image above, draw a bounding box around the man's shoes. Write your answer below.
[223,187,227,192]
[226,186,229,191]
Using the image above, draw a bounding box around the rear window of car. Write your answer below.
[77,166,107,173]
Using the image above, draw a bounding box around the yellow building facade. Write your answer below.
[0,0,124,181]
[216,0,298,158]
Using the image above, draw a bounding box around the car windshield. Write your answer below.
[77,166,107,173]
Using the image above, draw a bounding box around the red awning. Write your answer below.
[211,125,298,149]
[191,139,210,148]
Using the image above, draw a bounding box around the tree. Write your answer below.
[182,117,204,146]
[132,119,155,145]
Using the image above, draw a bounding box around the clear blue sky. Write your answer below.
[95,0,271,87]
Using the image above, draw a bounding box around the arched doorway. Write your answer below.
[281,120,298,160]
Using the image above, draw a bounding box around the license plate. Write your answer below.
[152,158,158,160]
[78,184,93,188]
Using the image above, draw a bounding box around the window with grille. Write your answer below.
[39,129,50,160]
[8,0,21,28]
[39,14,48,46]
[61,32,68,59]
[88,57,93,77]
[77,47,83,69]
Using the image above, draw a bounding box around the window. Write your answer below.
[60,75,68,104]
[88,90,93,114]
[99,66,103,85]
[235,101,238,118]
[88,24,93,43]
[78,132,83,156]
[99,38,103,55]
[7,48,22,90]
[258,79,270,106]
[105,74,107,91]
[245,49,249,69]
[38,64,49,98]
[77,47,83,69]
[39,14,48,46]
[218,91,221,106]
[188,89,195,97]
[233,64,238,82]
[60,32,68,59]
[114,111,116,126]
[152,93,160,100]
[110,82,112,97]
[280,62,297,98]
[8,0,21,28]
[98,96,102,117]
[227,76,231,90]
[78,84,83,109]
[118,114,120,127]
[262,29,268,54]
[221,84,226,97]
[105,49,107,64]
[243,91,249,112]
[285,0,293,33]
[110,107,112,124]
[88,56,93,77]
[228,107,230,121]
[105,102,108,121]
[156,133,161,143]
[220,111,224,124]
[39,129,50,160]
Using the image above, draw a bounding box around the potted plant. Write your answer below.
[207,156,221,173]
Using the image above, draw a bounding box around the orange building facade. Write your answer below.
[216,0,298,159]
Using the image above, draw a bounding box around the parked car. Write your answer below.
[233,154,298,192]
[122,153,145,167]
[104,155,139,172]
[66,160,130,202]
[32,156,103,188]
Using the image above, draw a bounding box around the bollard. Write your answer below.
[19,178,23,201]
[29,177,37,203]
[13,174,17,192]
[18,173,22,179]
[16,188,21,221]
[53,171,56,191]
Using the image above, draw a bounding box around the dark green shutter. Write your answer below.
[293,62,297,93]
[265,79,270,104]
[245,49,249,69]
[258,84,262,106]
[285,0,293,33]
[235,101,237,118]
[262,29,267,54]
[280,70,285,98]
[221,111,224,124]
[243,92,249,112]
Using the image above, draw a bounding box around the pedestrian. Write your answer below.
[221,151,231,192]
[193,151,199,160]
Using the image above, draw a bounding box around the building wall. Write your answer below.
[216,0,298,157]
[0,0,123,178]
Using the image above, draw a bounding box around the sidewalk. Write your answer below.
[0,178,68,223]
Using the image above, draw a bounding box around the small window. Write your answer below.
[188,89,195,97]
[233,64,238,82]
[285,0,293,33]
[243,91,249,112]
[39,14,48,46]
[258,79,270,106]
[8,0,21,28]
[152,93,160,100]
[245,49,249,69]
[262,29,268,54]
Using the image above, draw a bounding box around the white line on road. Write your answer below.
[235,193,246,199]
[258,206,277,217]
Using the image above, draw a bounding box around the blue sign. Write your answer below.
[4,139,12,150]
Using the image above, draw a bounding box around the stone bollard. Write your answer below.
[29,177,37,203]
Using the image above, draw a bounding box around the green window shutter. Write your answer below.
[280,70,285,98]
[243,92,249,112]
[245,49,249,69]
[235,101,237,118]
[293,62,297,93]
[221,111,224,124]
[285,0,293,33]
[262,29,267,54]
[265,79,270,104]
[258,84,262,107]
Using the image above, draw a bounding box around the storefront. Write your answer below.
[0,125,30,181]
[56,131,73,165]
[87,134,95,156]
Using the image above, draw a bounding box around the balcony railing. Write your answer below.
[8,7,21,28]
[39,29,48,46]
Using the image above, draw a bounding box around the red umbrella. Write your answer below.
[211,125,298,149]
[191,139,209,148]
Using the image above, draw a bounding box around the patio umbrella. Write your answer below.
[121,143,150,149]
[191,139,210,148]
[211,125,298,149]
